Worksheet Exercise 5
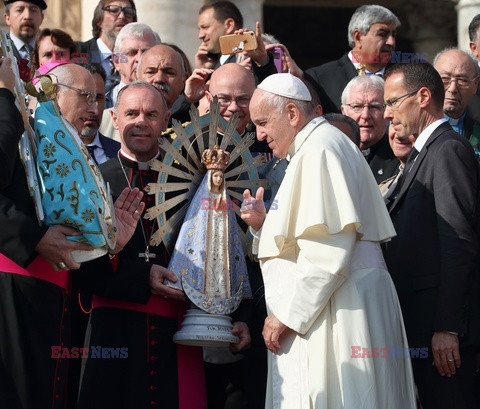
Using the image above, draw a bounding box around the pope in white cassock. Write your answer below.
[241,74,416,409]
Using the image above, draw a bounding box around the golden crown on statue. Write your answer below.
[201,145,230,171]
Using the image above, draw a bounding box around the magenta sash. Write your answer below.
[0,253,69,290]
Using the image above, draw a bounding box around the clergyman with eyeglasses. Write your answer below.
[341,74,399,183]
[77,0,138,95]
[433,48,480,159]
[383,62,480,409]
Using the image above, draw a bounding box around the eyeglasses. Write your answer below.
[102,5,136,19]
[385,89,419,110]
[217,96,251,108]
[441,76,478,89]
[57,83,96,106]
[344,103,385,114]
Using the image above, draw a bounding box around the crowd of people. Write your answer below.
[1,0,480,408]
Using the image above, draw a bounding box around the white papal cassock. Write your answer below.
[255,117,416,409]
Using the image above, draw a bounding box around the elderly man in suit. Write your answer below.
[77,0,137,96]
[383,62,480,409]
[305,4,399,111]
[433,48,480,158]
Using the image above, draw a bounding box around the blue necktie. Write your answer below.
[86,145,98,165]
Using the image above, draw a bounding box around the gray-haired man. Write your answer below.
[305,4,400,111]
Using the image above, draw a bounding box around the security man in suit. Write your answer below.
[383,62,480,409]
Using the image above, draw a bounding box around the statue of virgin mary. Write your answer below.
[167,146,251,314]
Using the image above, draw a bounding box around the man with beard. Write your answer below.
[2,0,45,62]
[433,48,480,159]
[305,4,400,112]
[78,0,137,96]
[78,62,120,164]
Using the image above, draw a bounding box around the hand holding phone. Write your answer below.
[272,47,284,73]
[219,31,258,55]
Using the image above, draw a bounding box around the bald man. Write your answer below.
[0,62,142,409]
[185,62,271,409]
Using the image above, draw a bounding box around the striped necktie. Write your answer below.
[21,43,33,62]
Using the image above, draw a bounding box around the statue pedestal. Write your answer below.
[72,247,107,263]
[173,309,239,348]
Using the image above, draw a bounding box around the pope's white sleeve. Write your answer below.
[249,225,262,255]
[264,223,356,335]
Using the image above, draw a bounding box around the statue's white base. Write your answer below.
[173,309,239,348]
[72,247,107,263]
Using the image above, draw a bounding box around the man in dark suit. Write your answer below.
[78,62,120,163]
[2,0,45,62]
[383,62,480,409]
[305,4,399,112]
[77,0,137,96]
[433,48,480,159]
[341,74,399,183]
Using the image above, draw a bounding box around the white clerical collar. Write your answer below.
[97,38,112,61]
[287,116,326,158]
[348,51,386,76]
[9,32,35,53]
[119,149,160,169]
[414,118,448,152]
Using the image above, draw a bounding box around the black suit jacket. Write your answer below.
[384,122,480,348]
[0,90,46,265]
[365,134,400,184]
[77,38,102,65]
[305,53,357,112]
[77,38,119,95]
[98,132,120,159]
